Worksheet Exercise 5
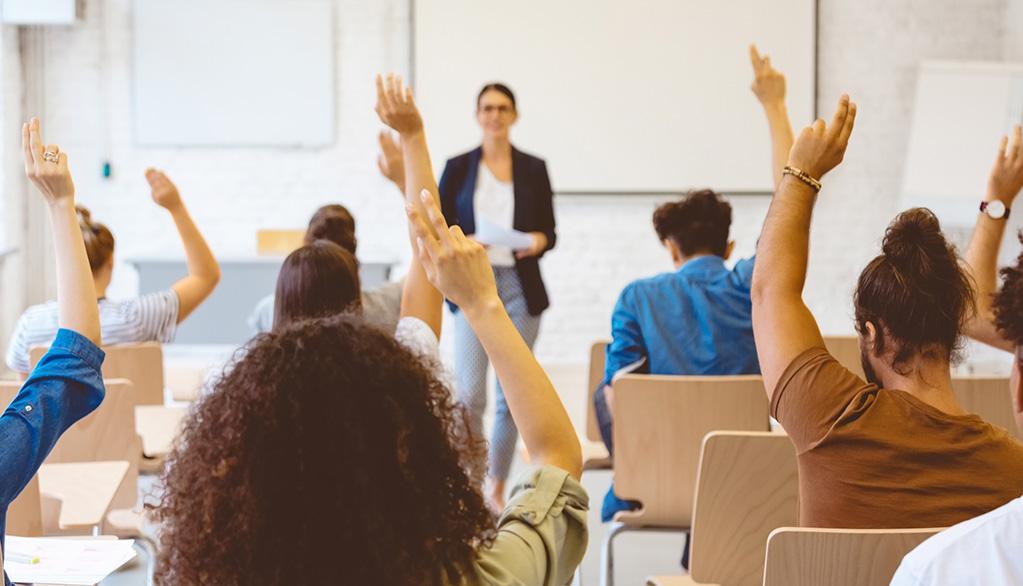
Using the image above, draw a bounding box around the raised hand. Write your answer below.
[375,74,424,137]
[145,168,183,210]
[406,189,499,313]
[988,125,1023,204]
[377,130,406,190]
[750,44,786,106]
[787,95,857,180]
[22,117,75,205]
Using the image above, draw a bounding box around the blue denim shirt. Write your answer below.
[0,329,105,586]
[604,255,760,385]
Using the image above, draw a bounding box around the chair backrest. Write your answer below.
[823,336,864,379]
[256,229,305,255]
[689,432,798,586]
[43,379,141,510]
[30,342,165,406]
[586,340,610,442]
[763,527,942,586]
[612,374,770,527]
[951,376,1022,440]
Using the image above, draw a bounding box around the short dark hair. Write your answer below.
[854,208,975,373]
[477,83,516,110]
[305,204,357,255]
[992,232,1023,348]
[273,240,361,330]
[652,190,732,257]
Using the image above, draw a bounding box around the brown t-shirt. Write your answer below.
[771,346,1023,528]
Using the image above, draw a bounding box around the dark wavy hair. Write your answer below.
[652,189,732,257]
[151,314,494,585]
[854,208,975,374]
[305,204,357,254]
[993,232,1023,349]
[273,240,362,330]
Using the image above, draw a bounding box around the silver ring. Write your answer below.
[43,151,59,163]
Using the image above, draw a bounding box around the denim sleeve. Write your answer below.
[0,329,105,507]
[604,285,647,386]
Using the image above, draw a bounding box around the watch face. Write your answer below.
[987,200,1007,219]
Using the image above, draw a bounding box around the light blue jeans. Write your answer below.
[453,266,541,483]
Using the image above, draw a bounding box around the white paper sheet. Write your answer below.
[474,217,534,251]
[4,536,137,585]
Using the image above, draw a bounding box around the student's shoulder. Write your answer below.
[615,271,678,305]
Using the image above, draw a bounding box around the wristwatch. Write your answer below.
[981,200,1010,220]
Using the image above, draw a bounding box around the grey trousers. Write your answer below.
[453,266,541,483]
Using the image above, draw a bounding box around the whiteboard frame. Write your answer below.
[409,0,819,196]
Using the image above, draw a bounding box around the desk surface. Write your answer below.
[135,406,189,457]
[38,461,130,530]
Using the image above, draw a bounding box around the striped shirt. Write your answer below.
[4,291,179,373]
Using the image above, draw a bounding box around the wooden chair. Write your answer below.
[602,375,771,586]
[256,229,305,255]
[646,431,799,586]
[822,336,864,379]
[951,376,1022,440]
[30,343,165,406]
[762,527,942,586]
[583,340,612,470]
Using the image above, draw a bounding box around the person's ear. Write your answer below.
[863,321,879,356]
[664,239,681,265]
[1012,353,1023,433]
[509,109,519,126]
[724,240,735,260]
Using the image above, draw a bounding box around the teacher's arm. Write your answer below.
[515,160,557,260]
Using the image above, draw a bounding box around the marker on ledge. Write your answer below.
[7,552,40,564]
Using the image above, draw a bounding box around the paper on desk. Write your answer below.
[4,536,136,585]
[474,217,534,251]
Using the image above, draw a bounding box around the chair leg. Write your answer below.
[600,521,629,586]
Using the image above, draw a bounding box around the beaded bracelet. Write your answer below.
[782,166,822,192]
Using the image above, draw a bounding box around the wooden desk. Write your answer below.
[127,256,394,344]
[38,461,129,531]
[135,405,188,457]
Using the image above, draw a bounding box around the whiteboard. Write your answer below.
[413,0,817,193]
[902,61,1023,224]
[133,0,335,147]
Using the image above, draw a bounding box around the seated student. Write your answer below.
[271,239,361,329]
[595,45,794,520]
[248,197,405,335]
[5,168,219,376]
[152,75,587,586]
[889,127,1023,586]
[1,119,106,585]
[753,96,1023,529]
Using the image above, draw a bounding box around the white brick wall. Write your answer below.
[4,0,1019,370]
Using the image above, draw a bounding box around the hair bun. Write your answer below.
[881,208,947,261]
[76,205,93,224]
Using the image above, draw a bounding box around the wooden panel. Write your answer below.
[612,375,770,527]
[689,432,799,586]
[951,376,1022,440]
[823,336,865,380]
[256,229,305,255]
[763,527,942,586]
[38,461,129,531]
[31,342,165,406]
[586,340,609,442]
[136,405,189,458]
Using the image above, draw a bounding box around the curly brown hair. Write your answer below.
[151,314,494,585]
[652,190,732,257]
[993,232,1023,347]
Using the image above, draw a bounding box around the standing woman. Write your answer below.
[439,83,556,510]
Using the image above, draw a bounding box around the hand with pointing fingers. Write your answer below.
[987,125,1023,205]
[750,44,786,106]
[375,74,424,137]
[22,117,75,205]
[405,188,499,313]
[787,94,858,180]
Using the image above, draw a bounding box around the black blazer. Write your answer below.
[438,146,556,316]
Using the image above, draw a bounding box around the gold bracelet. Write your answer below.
[783,166,822,192]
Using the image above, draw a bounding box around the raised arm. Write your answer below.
[750,45,795,189]
[23,118,100,344]
[146,169,221,323]
[752,96,857,398]
[407,192,582,479]
[377,130,406,193]
[375,74,444,337]
[963,126,1023,352]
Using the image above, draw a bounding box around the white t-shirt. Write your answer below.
[5,291,180,373]
[474,162,516,267]
[890,495,1023,586]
